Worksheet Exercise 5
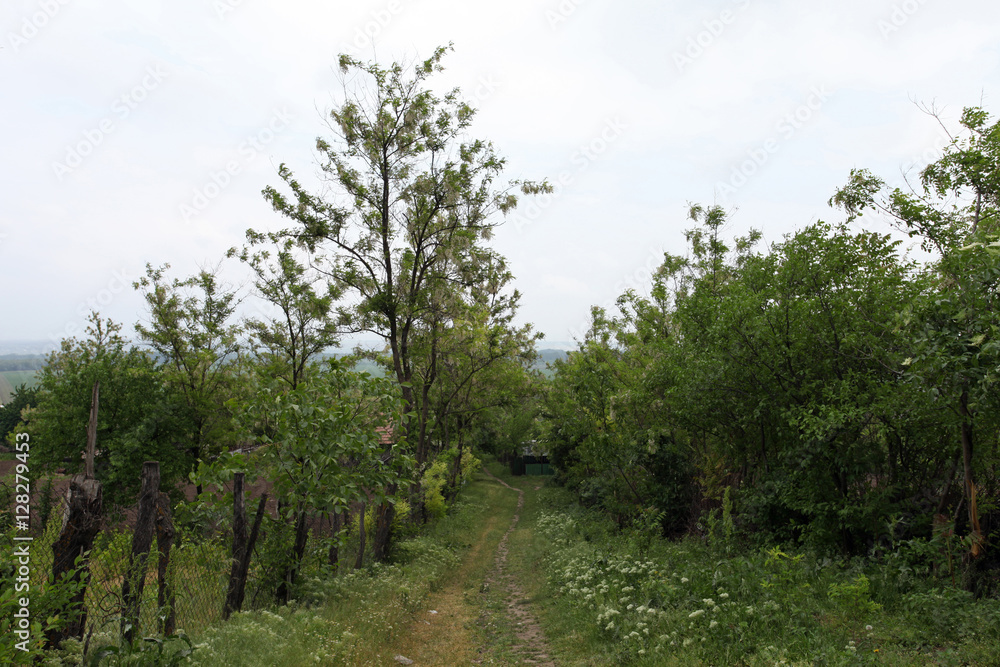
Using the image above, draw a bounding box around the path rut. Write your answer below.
[482,470,555,666]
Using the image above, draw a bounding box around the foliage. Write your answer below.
[229,234,341,391]
[541,107,1000,558]
[134,263,243,466]
[530,485,1000,666]
[87,632,195,666]
[15,314,190,504]
[0,383,38,442]
[183,474,493,666]
[421,448,481,518]
[240,358,412,518]
[0,537,90,663]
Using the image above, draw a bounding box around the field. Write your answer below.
[0,370,38,403]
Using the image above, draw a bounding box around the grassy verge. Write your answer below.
[81,472,503,667]
[518,484,1000,666]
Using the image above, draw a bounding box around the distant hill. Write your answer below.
[0,341,58,355]
[537,349,568,364]
[532,349,568,377]
[0,345,569,401]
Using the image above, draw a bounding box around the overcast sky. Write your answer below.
[3,0,998,349]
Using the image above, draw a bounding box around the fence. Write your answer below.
[509,454,554,476]
[1,462,358,655]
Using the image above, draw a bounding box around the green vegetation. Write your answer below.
[542,107,1000,570]
[523,484,1000,665]
[5,45,1000,664]
[149,473,491,666]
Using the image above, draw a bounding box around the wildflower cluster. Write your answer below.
[536,510,766,660]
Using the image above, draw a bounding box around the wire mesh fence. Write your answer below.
[19,496,227,641]
[3,475,296,645]
[1,464,369,659]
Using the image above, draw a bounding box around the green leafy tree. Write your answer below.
[134,264,242,474]
[19,314,189,504]
[239,358,411,595]
[830,106,1000,556]
[229,233,341,390]
[261,45,547,558]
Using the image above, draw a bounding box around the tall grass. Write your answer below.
[176,483,492,666]
[525,485,1000,666]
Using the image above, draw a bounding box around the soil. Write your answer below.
[386,470,556,666]
[482,471,556,666]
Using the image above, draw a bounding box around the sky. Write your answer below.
[2,0,999,350]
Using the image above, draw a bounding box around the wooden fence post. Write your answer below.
[354,503,366,570]
[46,476,102,646]
[47,381,102,648]
[223,472,267,619]
[224,472,247,619]
[121,461,159,643]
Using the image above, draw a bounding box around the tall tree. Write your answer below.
[261,46,546,558]
[229,233,341,390]
[830,106,1000,556]
[134,264,242,472]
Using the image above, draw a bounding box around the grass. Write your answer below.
[13,456,507,665]
[175,472,507,666]
[27,463,999,665]
[519,483,1000,666]
[379,472,519,666]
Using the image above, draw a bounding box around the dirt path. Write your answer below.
[481,471,555,666]
[386,471,556,666]
[387,513,501,666]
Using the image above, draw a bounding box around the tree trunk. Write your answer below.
[276,507,308,604]
[154,492,175,634]
[122,462,160,643]
[372,499,395,563]
[354,503,366,569]
[959,389,982,557]
[224,472,247,618]
[224,475,266,619]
